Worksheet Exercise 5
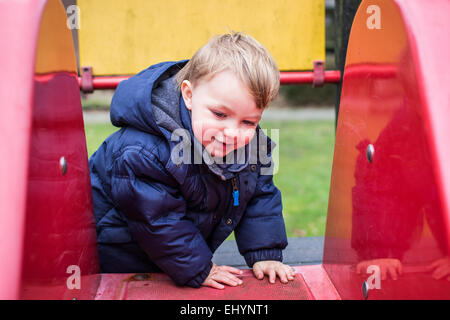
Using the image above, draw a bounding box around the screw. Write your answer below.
[59,156,68,175]
[366,144,375,163]
[362,281,369,300]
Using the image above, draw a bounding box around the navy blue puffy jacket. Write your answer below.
[89,60,288,287]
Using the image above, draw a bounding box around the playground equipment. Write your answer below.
[75,0,339,91]
[0,0,448,299]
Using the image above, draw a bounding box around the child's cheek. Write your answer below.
[191,118,212,144]
[201,124,217,143]
[242,129,256,146]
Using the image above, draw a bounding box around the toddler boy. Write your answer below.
[89,32,294,289]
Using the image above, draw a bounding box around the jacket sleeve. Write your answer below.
[234,167,288,267]
[110,147,212,288]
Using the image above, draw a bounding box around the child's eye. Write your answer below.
[243,120,257,126]
[212,111,227,118]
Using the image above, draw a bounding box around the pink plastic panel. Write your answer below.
[323,0,450,299]
[0,0,47,300]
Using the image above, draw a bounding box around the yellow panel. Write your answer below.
[78,0,324,75]
[35,0,77,74]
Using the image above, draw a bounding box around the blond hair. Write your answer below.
[175,31,280,109]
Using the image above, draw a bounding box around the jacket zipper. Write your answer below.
[231,177,239,207]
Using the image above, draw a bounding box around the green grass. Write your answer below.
[85,123,119,157]
[85,119,335,238]
[260,120,335,238]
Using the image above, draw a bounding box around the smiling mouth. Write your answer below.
[213,137,237,148]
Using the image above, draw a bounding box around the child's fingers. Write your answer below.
[268,268,276,284]
[212,280,225,290]
[252,262,296,283]
[223,272,243,286]
[426,259,442,271]
[432,265,450,280]
[285,265,295,281]
[220,265,243,276]
[277,265,295,283]
[254,270,264,280]
[253,264,264,280]
[275,268,288,283]
[212,271,242,287]
[203,279,225,290]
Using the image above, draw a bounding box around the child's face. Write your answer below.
[181,70,263,158]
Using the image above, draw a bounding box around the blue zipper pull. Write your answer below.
[231,177,239,206]
[233,190,239,206]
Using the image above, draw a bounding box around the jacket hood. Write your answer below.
[110,61,188,137]
[110,60,274,180]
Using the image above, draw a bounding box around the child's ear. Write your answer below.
[181,80,193,110]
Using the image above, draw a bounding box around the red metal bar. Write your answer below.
[93,75,131,89]
[78,71,341,91]
[280,70,341,84]
[77,75,130,90]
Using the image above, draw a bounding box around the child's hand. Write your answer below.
[252,260,295,284]
[356,258,403,280]
[202,263,243,289]
[426,257,450,281]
